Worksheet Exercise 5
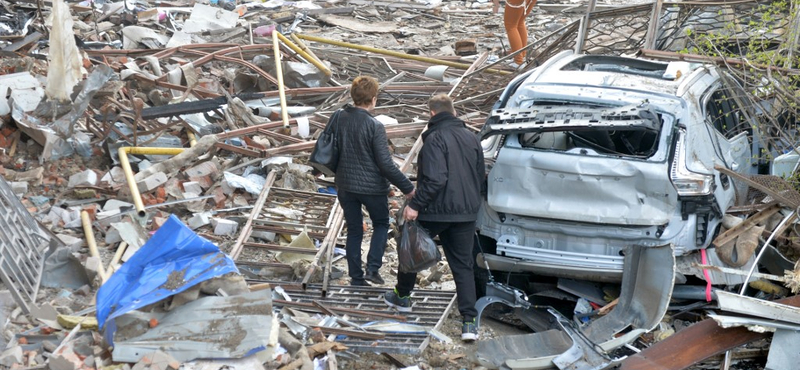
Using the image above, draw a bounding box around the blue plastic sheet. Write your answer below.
[96,215,238,345]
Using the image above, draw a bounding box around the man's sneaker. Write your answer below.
[461,319,478,342]
[351,279,371,287]
[384,289,412,313]
[365,271,385,285]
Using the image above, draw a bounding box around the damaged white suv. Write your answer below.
[477,51,760,283]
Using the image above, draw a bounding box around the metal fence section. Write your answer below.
[0,177,53,314]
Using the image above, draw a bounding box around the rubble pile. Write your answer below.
[1,0,800,369]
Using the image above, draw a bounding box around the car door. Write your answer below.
[704,84,752,205]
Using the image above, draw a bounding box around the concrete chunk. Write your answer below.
[56,234,84,251]
[68,170,98,188]
[10,181,27,196]
[182,181,203,194]
[0,346,23,367]
[188,213,211,230]
[212,218,238,236]
[84,256,102,282]
[136,172,168,193]
[103,199,134,212]
[185,161,218,178]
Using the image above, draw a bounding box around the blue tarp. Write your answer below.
[96,215,238,345]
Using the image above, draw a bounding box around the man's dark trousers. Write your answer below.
[396,220,478,320]
[338,190,390,283]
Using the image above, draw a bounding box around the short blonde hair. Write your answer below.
[351,76,379,106]
[428,94,454,114]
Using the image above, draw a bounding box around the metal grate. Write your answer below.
[718,167,800,209]
[0,177,52,314]
[233,179,340,264]
[582,4,653,55]
[271,282,457,354]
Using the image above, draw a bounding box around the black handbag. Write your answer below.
[309,109,342,176]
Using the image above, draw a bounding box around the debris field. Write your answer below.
[1,0,800,370]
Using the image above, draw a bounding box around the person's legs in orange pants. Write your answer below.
[503,0,537,64]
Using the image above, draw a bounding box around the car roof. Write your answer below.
[525,53,708,97]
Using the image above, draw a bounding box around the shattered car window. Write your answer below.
[495,103,670,159]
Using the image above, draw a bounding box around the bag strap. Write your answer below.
[325,109,343,134]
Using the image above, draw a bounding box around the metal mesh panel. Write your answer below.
[0,177,50,314]
[582,4,654,55]
[655,1,790,53]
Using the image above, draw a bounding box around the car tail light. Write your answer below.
[670,128,713,196]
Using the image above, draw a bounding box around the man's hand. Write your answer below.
[492,0,500,13]
[403,205,419,221]
[405,189,416,200]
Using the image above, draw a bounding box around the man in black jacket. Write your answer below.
[334,76,414,286]
[384,94,486,341]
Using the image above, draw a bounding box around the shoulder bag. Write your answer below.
[309,109,342,176]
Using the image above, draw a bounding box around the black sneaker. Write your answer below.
[351,279,371,287]
[384,289,412,313]
[365,271,385,285]
[462,318,478,341]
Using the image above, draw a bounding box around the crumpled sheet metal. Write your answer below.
[97,215,238,346]
[111,289,276,363]
[11,65,115,161]
[476,330,572,369]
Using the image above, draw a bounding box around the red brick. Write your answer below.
[189,175,213,189]
[155,187,166,199]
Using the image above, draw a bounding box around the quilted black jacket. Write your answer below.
[408,111,485,222]
[333,105,414,195]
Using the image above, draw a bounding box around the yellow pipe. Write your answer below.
[290,34,327,75]
[118,147,186,217]
[106,241,128,276]
[277,31,332,77]
[81,211,108,284]
[272,31,291,128]
[187,130,197,147]
[297,34,510,75]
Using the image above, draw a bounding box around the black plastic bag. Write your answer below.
[397,220,441,273]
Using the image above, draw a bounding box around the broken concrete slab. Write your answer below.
[136,172,168,193]
[68,170,98,188]
[0,346,23,367]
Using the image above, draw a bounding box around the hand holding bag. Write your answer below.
[309,109,342,176]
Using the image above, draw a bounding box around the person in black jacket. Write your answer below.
[334,76,415,286]
[384,94,486,342]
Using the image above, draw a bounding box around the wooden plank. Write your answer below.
[712,202,781,248]
[2,32,43,52]
[619,295,800,370]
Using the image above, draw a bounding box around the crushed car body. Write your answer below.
[474,51,765,369]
